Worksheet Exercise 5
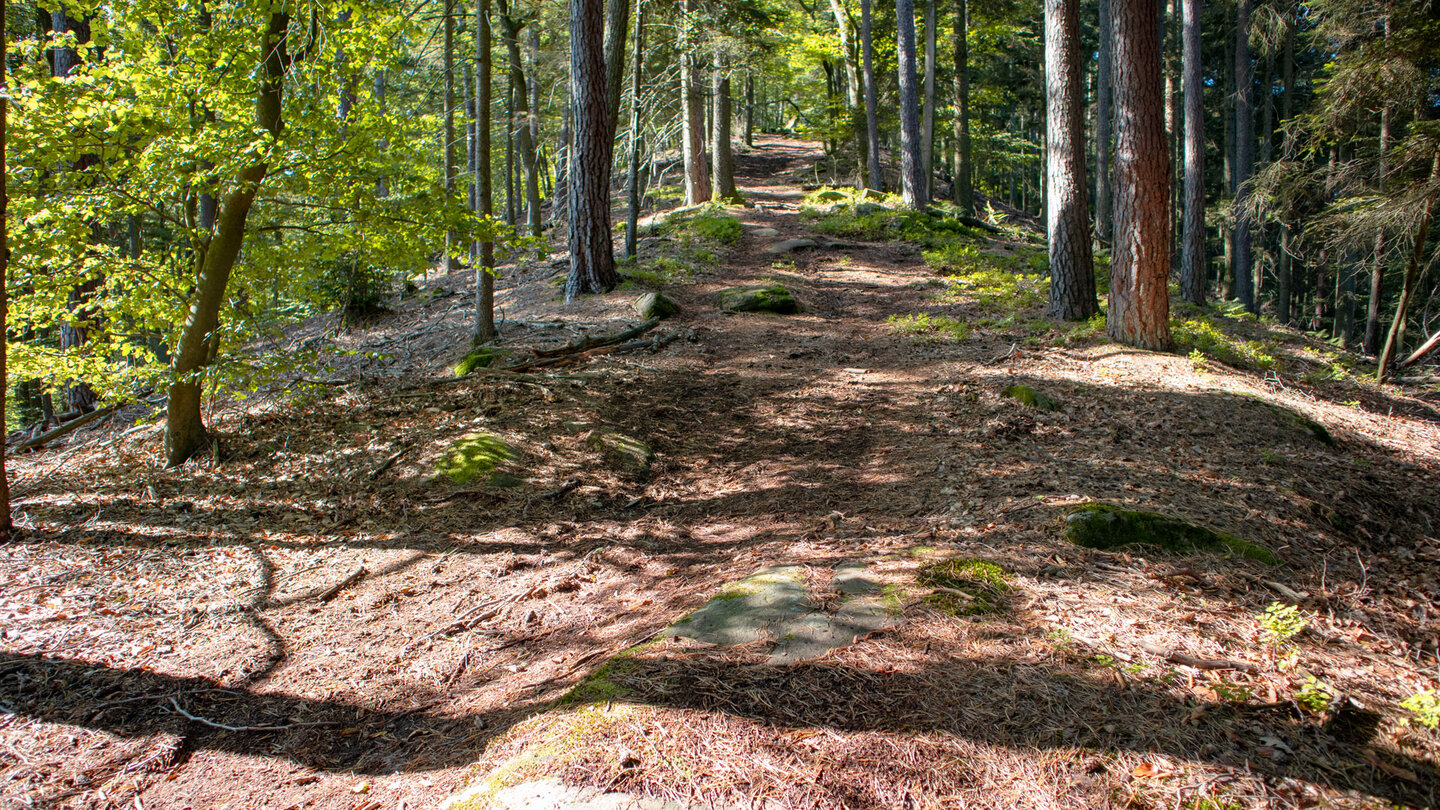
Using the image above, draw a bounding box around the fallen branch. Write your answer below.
[169,698,329,732]
[367,447,408,480]
[531,319,660,358]
[15,403,124,451]
[1397,327,1440,370]
[539,478,581,500]
[1138,641,1258,673]
[316,567,367,603]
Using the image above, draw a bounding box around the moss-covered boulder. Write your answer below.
[1064,504,1277,564]
[1003,384,1058,411]
[436,433,516,485]
[632,291,679,321]
[716,283,800,314]
[452,346,507,377]
[585,429,654,479]
[808,188,849,204]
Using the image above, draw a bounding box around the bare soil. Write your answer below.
[3,138,1438,809]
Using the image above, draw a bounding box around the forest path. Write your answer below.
[3,138,1440,810]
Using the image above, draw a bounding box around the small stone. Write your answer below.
[1003,384,1058,411]
[1064,504,1278,564]
[585,429,654,479]
[751,227,780,238]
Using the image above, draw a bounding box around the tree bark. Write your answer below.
[165,9,288,466]
[1363,16,1392,356]
[1107,0,1171,349]
[1095,0,1113,244]
[952,0,972,212]
[1045,0,1097,320]
[1,0,11,537]
[861,0,882,190]
[680,0,710,205]
[443,0,458,271]
[1275,0,1295,323]
[604,0,631,133]
[895,0,927,208]
[744,72,755,147]
[566,0,618,301]
[1178,0,1204,304]
[1233,0,1255,311]
[921,0,936,199]
[475,0,496,340]
[625,0,647,258]
[711,55,737,200]
[828,0,864,179]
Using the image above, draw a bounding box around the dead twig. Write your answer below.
[316,567,367,603]
[15,404,124,451]
[1137,641,1258,673]
[168,698,330,732]
[367,447,408,480]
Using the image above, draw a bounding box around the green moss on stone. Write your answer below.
[1064,504,1277,564]
[1004,384,1058,411]
[716,283,800,314]
[585,429,654,479]
[632,291,679,320]
[436,433,515,485]
[453,347,504,377]
[918,558,1011,616]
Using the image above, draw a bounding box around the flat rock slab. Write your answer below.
[749,227,780,238]
[446,777,762,810]
[765,238,819,254]
[661,566,809,646]
[765,596,895,665]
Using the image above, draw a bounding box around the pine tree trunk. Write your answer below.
[861,0,883,190]
[1095,0,1113,244]
[1275,0,1295,323]
[895,0,927,208]
[604,0,631,133]
[443,0,458,271]
[625,0,647,258]
[1046,0,1098,320]
[1107,0,1171,349]
[526,26,544,245]
[165,10,288,467]
[1363,17,1392,356]
[921,0,937,199]
[711,55,737,201]
[680,0,710,204]
[566,0,618,301]
[952,0,972,212]
[1232,0,1255,311]
[475,0,496,340]
[1178,0,1204,304]
[744,72,755,147]
[1,0,11,537]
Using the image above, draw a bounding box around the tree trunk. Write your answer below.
[625,0,647,258]
[1178,0,1204,304]
[1,0,11,537]
[711,55,737,200]
[566,0,618,301]
[1377,154,1440,379]
[443,0,458,270]
[1275,0,1295,323]
[828,0,864,179]
[680,0,710,205]
[1107,0,1171,349]
[604,0,631,133]
[1045,0,1097,320]
[861,0,882,190]
[1363,17,1392,355]
[921,0,936,199]
[165,10,288,467]
[554,100,571,227]
[952,0,972,212]
[1233,0,1255,311]
[895,0,927,208]
[475,0,496,340]
[1095,0,1113,244]
[526,26,544,245]
[744,72,755,147]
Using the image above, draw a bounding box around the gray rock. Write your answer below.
[585,429,654,479]
[661,566,810,646]
[766,238,819,254]
[716,284,800,314]
[750,227,780,238]
[632,292,678,321]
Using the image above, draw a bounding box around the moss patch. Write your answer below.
[632,291,679,321]
[889,313,972,342]
[716,283,800,314]
[436,433,516,485]
[1004,384,1058,411]
[1238,395,1336,446]
[585,429,654,479]
[1064,504,1277,564]
[452,347,506,377]
[918,558,1011,616]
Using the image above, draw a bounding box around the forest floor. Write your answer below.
[3,138,1440,810]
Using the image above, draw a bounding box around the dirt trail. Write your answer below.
[2,138,1439,809]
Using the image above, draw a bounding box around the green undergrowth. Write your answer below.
[888,312,972,342]
[801,195,990,246]
[655,204,744,245]
[918,558,1012,616]
[1171,305,1281,372]
[1065,503,1277,564]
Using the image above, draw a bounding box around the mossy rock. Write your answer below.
[1241,395,1336,446]
[452,346,506,377]
[487,472,525,489]
[716,283,800,314]
[808,188,850,204]
[1064,504,1277,564]
[632,291,679,321]
[436,433,516,485]
[585,429,654,479]
[918,558,1011,616]
[1003,384,1058,411]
